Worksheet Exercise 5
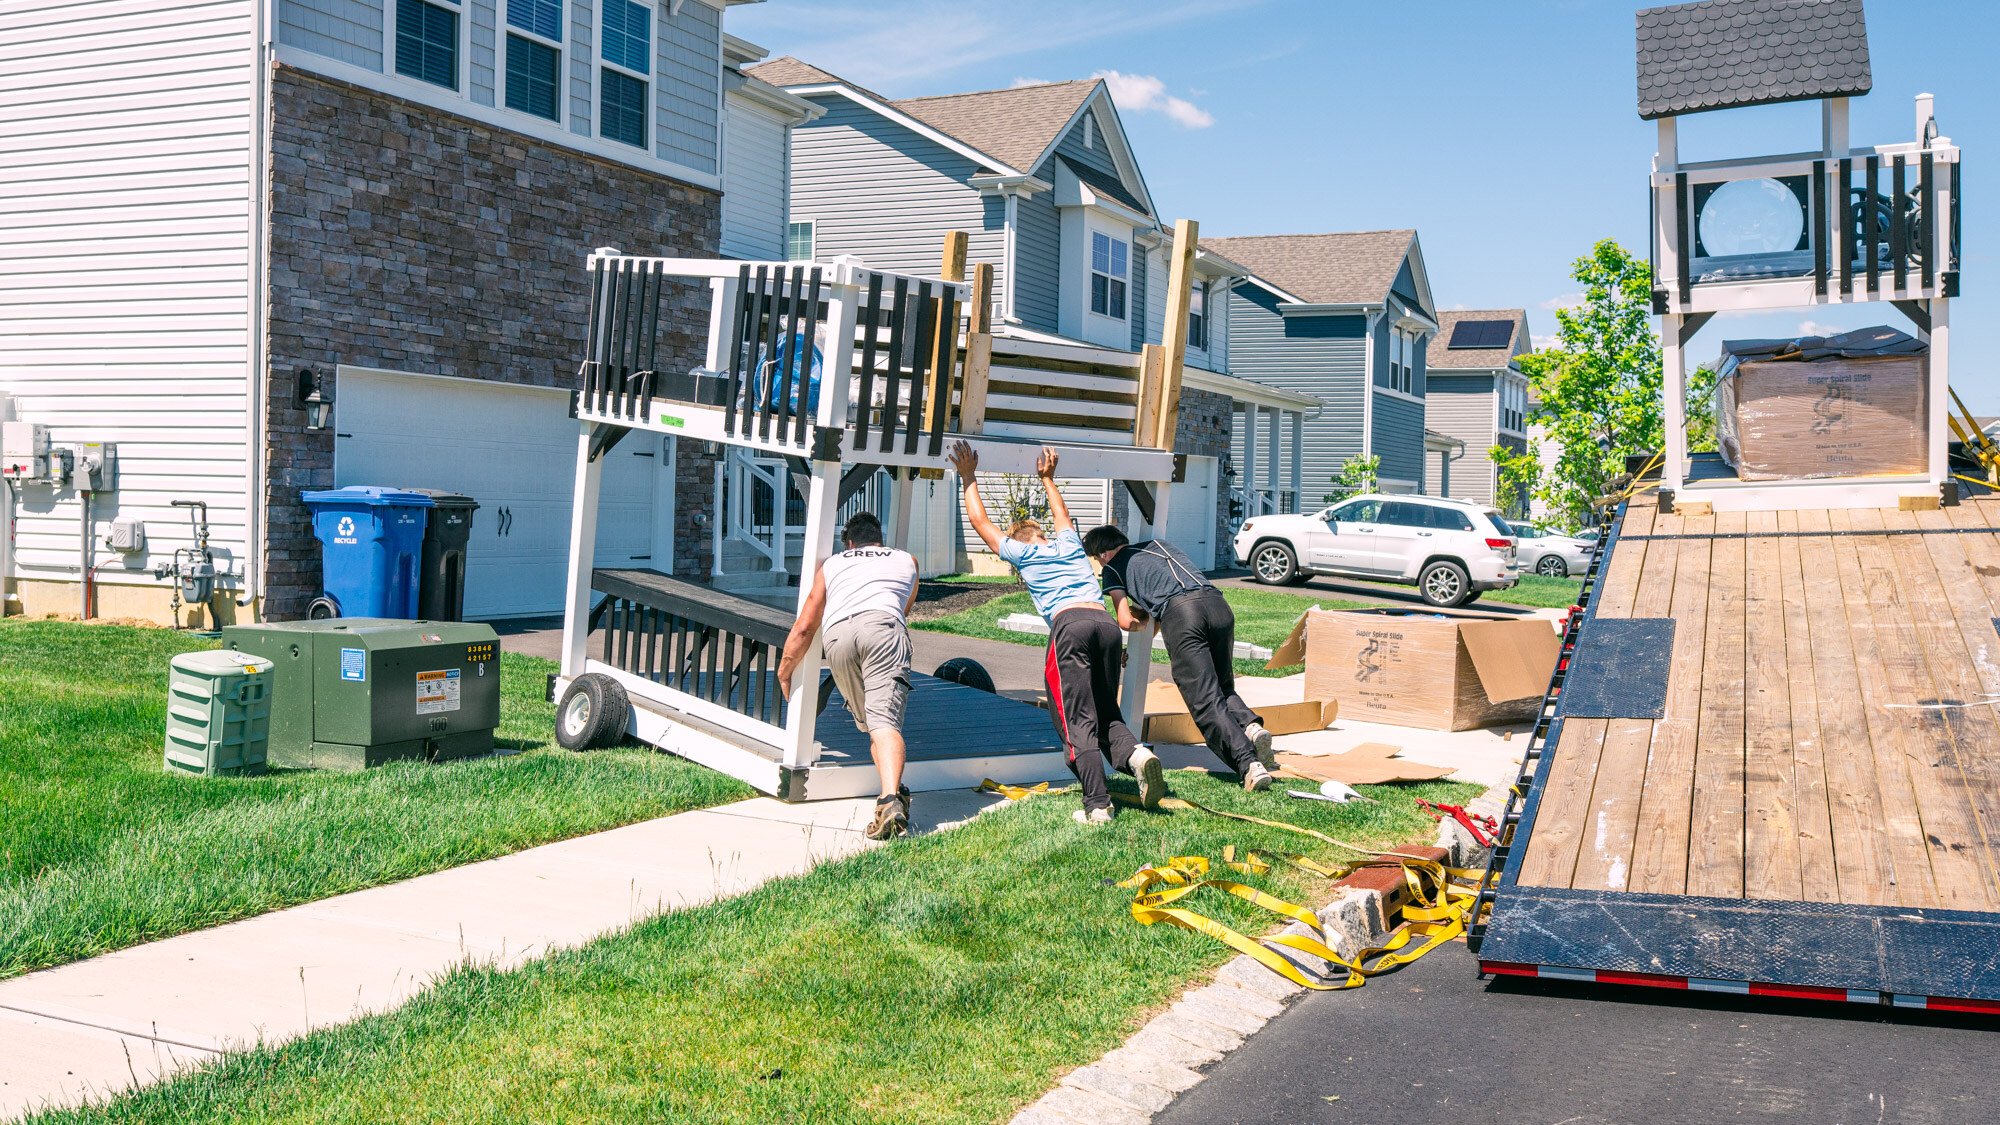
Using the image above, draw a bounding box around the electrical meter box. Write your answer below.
[163,649,274,777]
[2,421,50,482]
[221,618,502,770]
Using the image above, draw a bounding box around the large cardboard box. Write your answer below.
[1267,608,1560,731]
[1141,681,1335,746]
[1715,328,1928,481]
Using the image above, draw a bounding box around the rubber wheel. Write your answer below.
[555,673,629,751]
[306,596,340,620]
[1462,590,1483,603]
[1250,541,1298,585]
[1536,555,1569,578]
[1419,560,1472,608]
[933,657,996,694]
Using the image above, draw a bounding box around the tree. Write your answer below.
[1324,454,1380,504]
[1494,239,1717,531]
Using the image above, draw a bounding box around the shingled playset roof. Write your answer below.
[1635,0,1871,120]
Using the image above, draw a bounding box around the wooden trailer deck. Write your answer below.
[1478,493,2000,1007]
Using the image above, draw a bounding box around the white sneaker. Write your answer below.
[1073,806,1116,826]
[1242,762,1274,792]
[1245,722,1276,770]
[1130,745,1166,809]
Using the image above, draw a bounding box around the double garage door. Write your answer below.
[334,368,671,619]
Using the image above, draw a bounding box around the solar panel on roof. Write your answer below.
[1448,320,1513,349]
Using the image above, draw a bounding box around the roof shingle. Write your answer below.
[891,80,1099,174]
[1635,0,1872,119]
[1200,231,1415,306]
[1428,310,1531,370]
[742,57,893,105]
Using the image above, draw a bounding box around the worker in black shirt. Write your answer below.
[1082,525,1276,791]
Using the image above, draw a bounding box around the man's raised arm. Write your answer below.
[1036,446,1075,536]
[948,440,1004,553]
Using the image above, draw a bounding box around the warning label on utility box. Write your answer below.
[415,668,461,714]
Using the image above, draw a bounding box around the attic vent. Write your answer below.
[1083,114,1095,150]
[1448,320,1513,349]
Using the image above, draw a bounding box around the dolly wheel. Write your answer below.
[933,657,996,694]
[306,596,340,619]
[556,674,629,751]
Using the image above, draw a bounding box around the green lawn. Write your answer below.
[39,770,1478,1125]
[0,620,750,980]
[913,586,1373,678]
[1276,572,1584,610]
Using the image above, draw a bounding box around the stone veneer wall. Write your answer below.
[1172,386,1237,569]
[263,65,721,618]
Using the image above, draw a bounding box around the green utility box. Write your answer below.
[164,650,274,776]
[220,618,502,770]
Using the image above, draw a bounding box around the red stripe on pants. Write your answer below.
[1045,641,1075,762]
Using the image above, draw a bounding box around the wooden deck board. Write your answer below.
[1774,509,1840,903]
[1571,501,1674,892]
[1829,508,1945,908]
[1517,719,1611,888]
[1629,517,1712,895]
[1743,509,1802,901]
[1688,511,1749,899]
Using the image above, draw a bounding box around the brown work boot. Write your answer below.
[866,788,910,840]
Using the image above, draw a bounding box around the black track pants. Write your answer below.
[1044,607,1141,811]
[1157,588,1263,775]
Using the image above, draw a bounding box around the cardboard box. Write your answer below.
[1141,680,1335,746]
[1267,608,1560,731]
[1715,329,1928,481]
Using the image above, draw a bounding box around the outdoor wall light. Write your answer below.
[1220,452,1237,480]
[296,367,334,431]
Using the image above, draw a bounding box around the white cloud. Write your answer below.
[1538,291,1585,311]
[1092,70,1214,129]
[1531,334,1561,351]
[1795,319,1842,337]
[1010,77,1051,89]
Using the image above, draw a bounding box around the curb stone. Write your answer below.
[1008,782,1508,1123]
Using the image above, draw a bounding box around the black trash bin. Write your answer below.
[407,490,479,622]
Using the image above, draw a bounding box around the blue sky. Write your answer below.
[733,0,1997,407]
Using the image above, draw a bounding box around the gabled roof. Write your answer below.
[1635,0,1872,120]
[744,56,893,103]
[893,80,1100,176]
[1057,156,1146,215]
[1428,310,1531,370]
[1201,231,1418,307]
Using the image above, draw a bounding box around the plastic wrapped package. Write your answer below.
[1714,327,1928,481]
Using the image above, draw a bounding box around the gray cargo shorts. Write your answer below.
[822,610,913,734]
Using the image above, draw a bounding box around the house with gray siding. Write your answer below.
[1422,310,1533,513]
[744,58,1316,570]
[0,0,789,624]
[1203,231,1439,503]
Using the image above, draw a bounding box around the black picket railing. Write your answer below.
[849,270,962,458]
[589,568,794,728]
[579,255,670,423]
[1663,150,1960,306]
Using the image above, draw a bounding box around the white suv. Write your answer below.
[1233,494,1519,607]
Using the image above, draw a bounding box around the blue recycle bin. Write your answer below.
[301,487,434,619]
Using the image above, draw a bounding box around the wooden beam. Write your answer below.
[958,262,995,433]
[924,231,969,435]
[1151,218,1199,450]
[1132,343,1166,446]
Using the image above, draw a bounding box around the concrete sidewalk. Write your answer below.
[0,790,1006,1121]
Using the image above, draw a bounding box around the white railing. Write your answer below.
[710,447,795,580]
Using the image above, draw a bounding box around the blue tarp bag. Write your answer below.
[753,330,821,415]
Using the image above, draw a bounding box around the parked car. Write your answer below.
[1233,494,1519,607]
[1508,522,1595,578]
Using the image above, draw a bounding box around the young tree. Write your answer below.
[1324,454,1380,504]
[1495,239,1716,530]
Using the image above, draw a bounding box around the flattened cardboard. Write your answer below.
[1269,607,1560,731]
[1273,743,1454,786]
[1141,681,1335,746]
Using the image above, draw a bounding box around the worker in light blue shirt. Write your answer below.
[947,440,1162,823]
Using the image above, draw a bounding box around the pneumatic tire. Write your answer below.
[934,657,996,694]
[1419,560,1473,608]
[556,673,629,751]
[1250,541,1299,585]
[1536,555,1569,577]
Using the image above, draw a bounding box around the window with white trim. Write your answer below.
[1500,377,1526,432]
[599,0,651,149]
[1089,231,1128,321]
[1188,280,1208,350]
[503,0,561,122]
[395,0,460,91]
[787,221,815,262]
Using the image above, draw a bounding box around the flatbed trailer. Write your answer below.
[1472,491,2000,1013]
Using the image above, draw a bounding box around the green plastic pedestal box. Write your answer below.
[164,650,274,777]
[220,618,502,770]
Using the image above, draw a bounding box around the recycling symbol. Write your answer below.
[337,516,356,536]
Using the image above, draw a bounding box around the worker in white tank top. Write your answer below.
[779,512,920,839]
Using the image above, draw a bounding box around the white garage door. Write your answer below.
[1163,455,1217,570]
[334,368,670,619]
